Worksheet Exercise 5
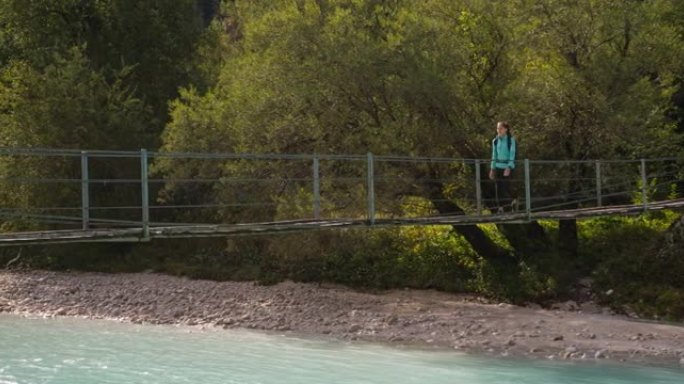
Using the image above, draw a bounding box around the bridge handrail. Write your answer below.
[1,146,681,164]
[0,147,683,238]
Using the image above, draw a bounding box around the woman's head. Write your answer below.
[496,121,510,137]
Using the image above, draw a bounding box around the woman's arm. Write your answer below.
[507,138,516,169]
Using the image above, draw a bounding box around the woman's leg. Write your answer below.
[496,169,512,210]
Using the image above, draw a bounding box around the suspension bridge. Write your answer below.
[0,148,682,246]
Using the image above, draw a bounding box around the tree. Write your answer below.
[158,0,683,265]
[0,0,206,146]
[0,48,147,229]
[502,0,684,258]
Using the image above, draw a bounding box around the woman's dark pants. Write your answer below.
[494,168,515,211]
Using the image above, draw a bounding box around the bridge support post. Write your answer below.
[641,158,648,211]
[524,159,531,220]
[80,151,89,230]
[367,152,375,225]
[475,160,482,216]
[595,160,602,207]
[140,149,150,240]
[313,155,321,220]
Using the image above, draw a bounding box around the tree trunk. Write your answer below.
[497,221,552,257]
[558,218,578,258]
[656,215,684,259]
[429,194,512,262]
[423,175,512,263]
[556,163,585,259]
[409,164,544,263]
[478,163,552,257]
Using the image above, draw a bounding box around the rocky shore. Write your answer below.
[1,270,683,367]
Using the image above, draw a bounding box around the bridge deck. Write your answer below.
[2,198,682,246]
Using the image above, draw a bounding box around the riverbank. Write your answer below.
[1,270,683,367]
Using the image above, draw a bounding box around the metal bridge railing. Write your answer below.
[0,148,682,236]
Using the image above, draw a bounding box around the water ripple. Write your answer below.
[1,314,682,384]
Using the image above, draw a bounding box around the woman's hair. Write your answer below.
[498,121,512,139]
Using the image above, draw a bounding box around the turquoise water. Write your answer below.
[1,314,682,384]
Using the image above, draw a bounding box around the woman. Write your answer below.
[489,121,517,212]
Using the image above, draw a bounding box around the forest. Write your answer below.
[1,0,684,319]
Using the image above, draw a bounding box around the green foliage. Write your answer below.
[162,0,684,160]
[88,0,205,135]
[0,0,206,144]
[580,212,684,320]
[0,48,146,149]
[579,212,675,264]
[0,48,148,230]
[156,0,684,262]
[0,0,209,229]
[161,0,518,159]
[505,0,684,160]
